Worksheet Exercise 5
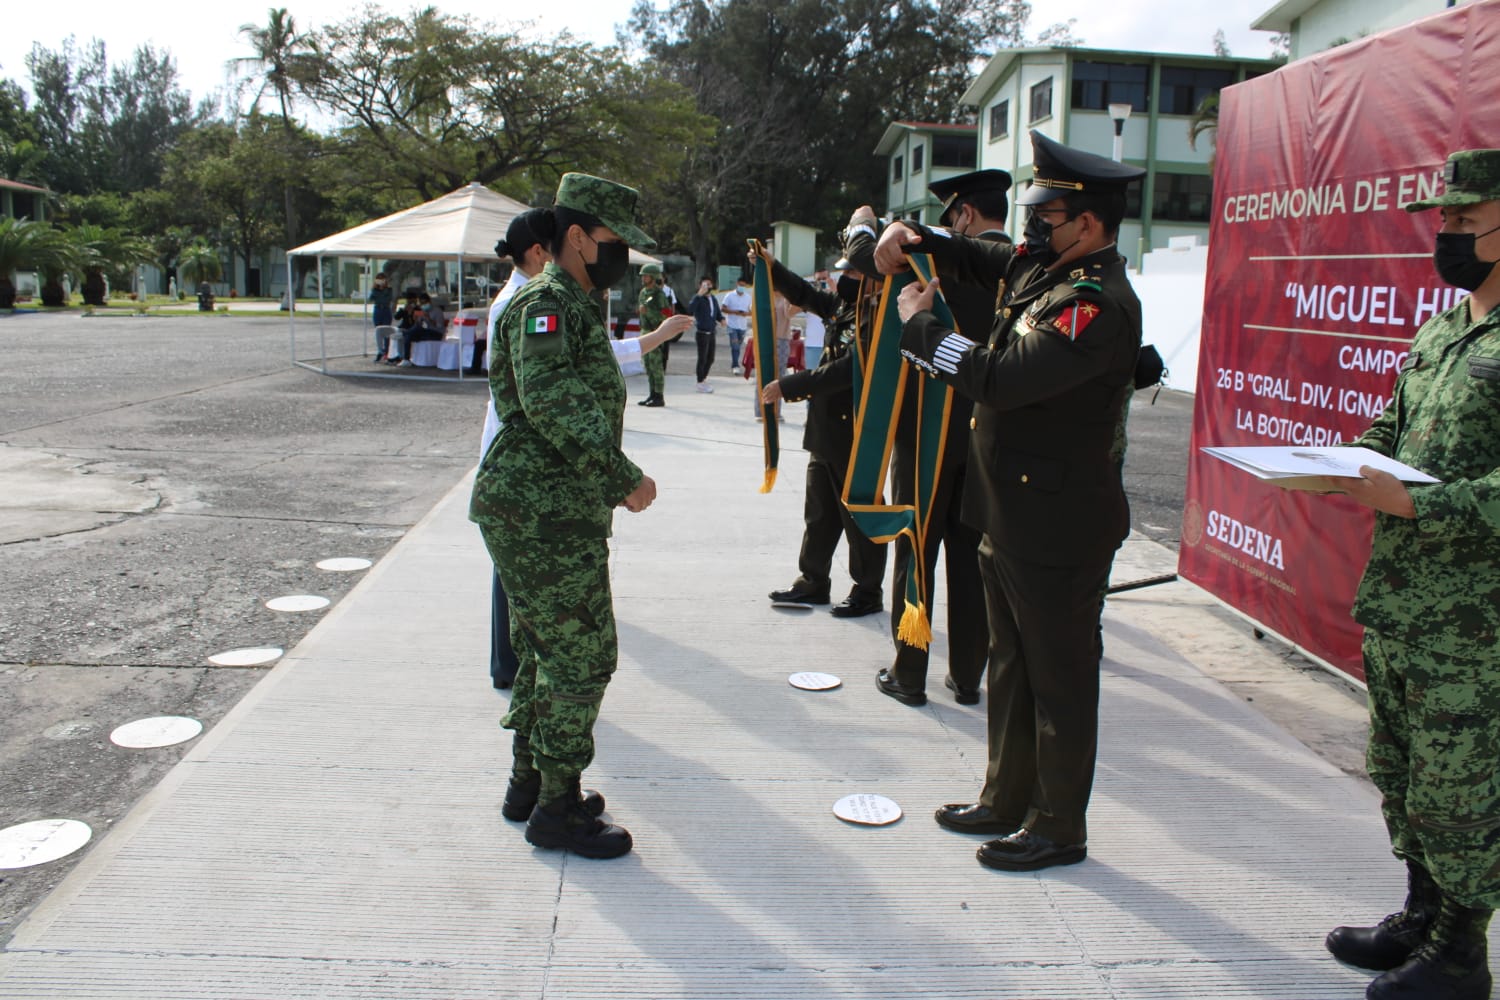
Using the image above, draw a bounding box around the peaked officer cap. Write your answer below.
[929,169,1013,225]
[553,172,658,251]
[1015,130,1147,206]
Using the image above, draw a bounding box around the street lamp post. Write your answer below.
[1108,102,1133,163]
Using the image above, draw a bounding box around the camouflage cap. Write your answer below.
[640,262,662,276]
[1407,150,1500,212]
[554,172,657,250]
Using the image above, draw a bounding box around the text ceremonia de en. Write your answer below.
[1221,169,1443,224]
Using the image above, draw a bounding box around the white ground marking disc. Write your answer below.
[832,794,903,826]
[315,557,372,572]
[0,819,93,870]
[789,672,842,691]
[110,716,203,749]
[207,646,284,667]
[265,595,330,612]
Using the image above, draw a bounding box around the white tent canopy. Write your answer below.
[287,182,660,380]
[289,181,661,265]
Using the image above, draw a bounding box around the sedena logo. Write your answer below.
[1206,509,1285,571]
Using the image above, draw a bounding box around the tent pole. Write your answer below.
[457,253,464,381]
[287,251,297,366]
[318,254,328,375]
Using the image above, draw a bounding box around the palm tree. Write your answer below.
[66,224,155,305]
[233,9,317,267]
[0,219,74,309]
[1188,93,1220,171]
[178,243,224,288]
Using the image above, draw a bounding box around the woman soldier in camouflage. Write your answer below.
[469,173,662,859]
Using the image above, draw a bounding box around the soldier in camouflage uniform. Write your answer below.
[637,263,670,406]
[469,172,660,860]
[1323,149,1500,1000]
[878,131,1144,874]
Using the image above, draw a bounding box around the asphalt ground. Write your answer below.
[0,309,1367,944]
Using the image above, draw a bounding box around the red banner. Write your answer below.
[1178,0,1500,680]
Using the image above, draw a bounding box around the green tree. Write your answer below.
[178,242,223,287]
[0,218,72,307]
[233,8,320,253]
[629,0,1028,270]
[65,223,154,304]
[296,7,712,203]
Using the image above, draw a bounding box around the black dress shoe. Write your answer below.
[934,802,1018,835]
[944,675,981,706]
[976,829,1086,871]
[768,587,830,605]
[830,596,882,618]
[876,668,927,706]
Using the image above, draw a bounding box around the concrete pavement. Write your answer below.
[0,370,1444,998]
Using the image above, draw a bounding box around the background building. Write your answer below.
[879,47,1277,264]
[1253,0,1479,60]
[874,122,979,225]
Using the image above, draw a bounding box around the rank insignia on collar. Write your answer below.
[1069,268,1086,281]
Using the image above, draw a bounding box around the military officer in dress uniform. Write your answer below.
[764,208,888,618]
[874,169,1011,708]
[875,130,1145,872]
[637,263,670,406]
[470,172,661,860]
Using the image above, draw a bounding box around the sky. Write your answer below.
[1,0,1287,108]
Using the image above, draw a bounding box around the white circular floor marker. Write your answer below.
[0,819,93,870]
[208,647,283,667]
[265,595,330,612]
[110,716,203,749]
[833,794,903,826]
[316,557,371,572]
[789,672,842,691]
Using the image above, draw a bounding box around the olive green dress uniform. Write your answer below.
[638,282,670,399]
[470,259,643,803]
[885,224,1007,698]
[1351,288,1500,910]
[769,255,887,607]
[900,229,1140,847]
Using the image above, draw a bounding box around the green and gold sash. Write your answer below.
[749,240,779,492]
[841,254,955,648]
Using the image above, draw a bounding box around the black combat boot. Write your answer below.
[1328,859,1440,970]
[524,779,633,859]
[501,737,605,821]
[1366,893,1493,1000]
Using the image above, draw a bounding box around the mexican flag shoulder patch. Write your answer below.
[528,313,559,335]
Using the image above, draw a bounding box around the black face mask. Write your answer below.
[583,234,631,289]
[1434,224,1500,291]
[1022,210,1059,264]
[836,273,862,303]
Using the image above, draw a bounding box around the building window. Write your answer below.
[911,143,924,174]
[1029,78,1053,123]
[892,155,903,182]
[989,100,1010,140]
[1151,172,1213,222]
[932,134,976,168]
[1070,61,1149,112]
[1159,66,1233,115]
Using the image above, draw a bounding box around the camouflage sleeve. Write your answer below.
[902,289,1131,409]
[510,294,641,500]
[1408,465,1500,542]
[1349,394,1397,457]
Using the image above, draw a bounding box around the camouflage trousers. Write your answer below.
[644,347,665,395]
[1365,630,1500,908]
[480,527,617,802]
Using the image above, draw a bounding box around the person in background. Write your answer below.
[395,292,446,367]
[369,272,394,362]
[636,264,671,406]
[721,275,752,373]
[687,277,723,393]
[481,209,555,690]
[1322,148,1500,1000]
